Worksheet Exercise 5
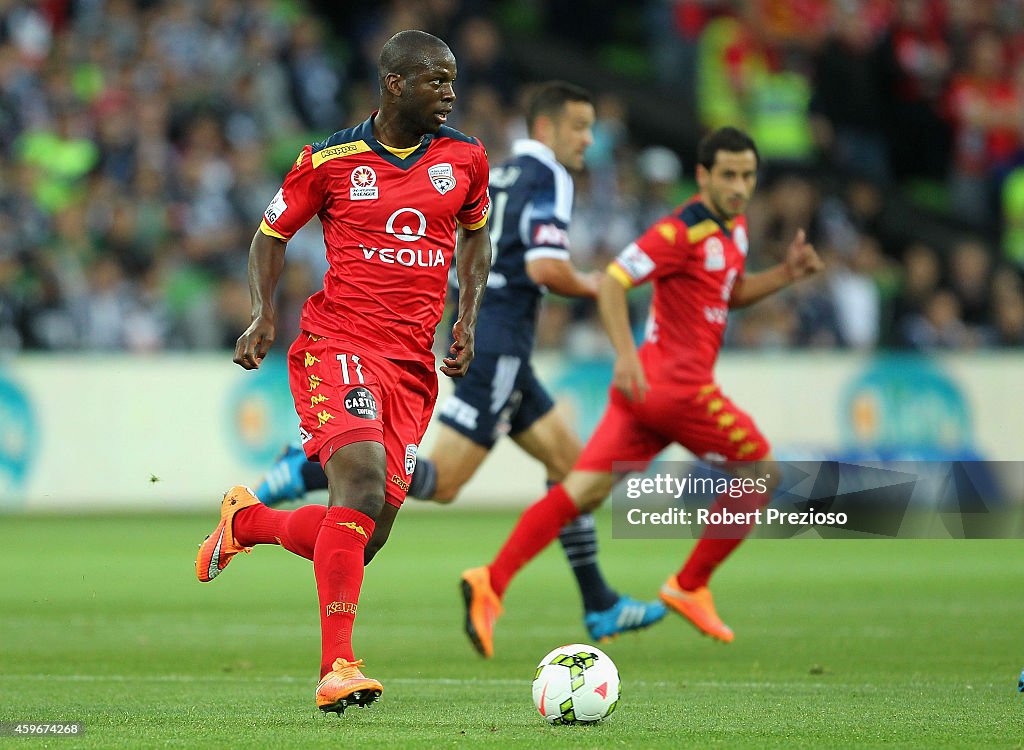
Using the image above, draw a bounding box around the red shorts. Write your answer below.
[576,381,770,471]
[287,332,438,507]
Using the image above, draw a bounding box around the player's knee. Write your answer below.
[430,481,462,504]
[563,477,611,514]
[569,483,606,512]
[333,471,387,518]
[545,439,582,482]
[574,492,605,513]
[546,455,576,484]
[429,472,465,504]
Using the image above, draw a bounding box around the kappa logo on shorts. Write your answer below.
[404,443,418,476]
[428,162,456,194]
[344,387,378,420]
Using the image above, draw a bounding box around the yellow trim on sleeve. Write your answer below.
[311,140,371,168]
[259,219,288,241]
[459,215,489,231]
[606,263,634,288]
[686,219,719,245]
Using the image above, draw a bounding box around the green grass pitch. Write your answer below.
[0,509,1020,748]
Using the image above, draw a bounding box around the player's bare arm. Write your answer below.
[597,271,649,402]
[442,224,491,378]
[233,231,287,370]
[728,229,823,309]
[526,257,602,298]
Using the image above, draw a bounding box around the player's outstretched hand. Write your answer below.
[612,352,649,403]
[233,316,275,370]
[785,229,825,281]
[441,317,475,378]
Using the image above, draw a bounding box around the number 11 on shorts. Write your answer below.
[337,353,365,384]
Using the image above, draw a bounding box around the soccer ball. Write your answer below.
[531,643,619,724]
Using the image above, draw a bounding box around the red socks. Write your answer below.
[232,504,327,561]
[488,483,580,598]
[232,503,374,676]
[314,506,375,677]
[677,489,768,591]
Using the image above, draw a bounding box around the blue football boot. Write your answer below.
[584,594,667,642]
[253,444,308,506]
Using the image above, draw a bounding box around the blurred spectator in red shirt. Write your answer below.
[944,29,1020,226]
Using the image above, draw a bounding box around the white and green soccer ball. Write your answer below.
[531,643,620,724]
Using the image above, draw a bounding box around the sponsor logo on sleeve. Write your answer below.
[616,242,656,280]
[533,223,570,248]
[734,225,749,256]
[264,189,287,224]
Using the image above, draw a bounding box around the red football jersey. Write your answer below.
[607,198,749,385]
[260,115,490,364]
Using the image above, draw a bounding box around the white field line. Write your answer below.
[0,674,885,690]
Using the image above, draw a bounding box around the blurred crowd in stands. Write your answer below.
[0,0,1022,357]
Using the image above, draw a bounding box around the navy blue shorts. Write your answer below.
[436,352,555,449]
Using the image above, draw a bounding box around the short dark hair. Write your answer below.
[697,127,759,171]
[378,29,451,88]
[526,81,593,130]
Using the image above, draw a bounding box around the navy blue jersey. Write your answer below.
[467,139,575,357]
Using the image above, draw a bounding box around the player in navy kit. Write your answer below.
[254,81,665,654]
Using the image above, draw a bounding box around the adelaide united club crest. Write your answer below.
[428,163,456,194]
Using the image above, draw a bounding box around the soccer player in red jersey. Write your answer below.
[194,30,492,713]
[460,127,824,656]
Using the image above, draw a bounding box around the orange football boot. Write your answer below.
[195,486,260,582]
[460,566,503,658]
[659,576,735,643]
[315,658,383,714]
